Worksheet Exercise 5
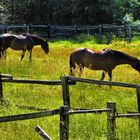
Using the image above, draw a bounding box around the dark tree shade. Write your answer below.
[1,0,139,25]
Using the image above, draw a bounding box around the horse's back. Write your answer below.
[70,48,116,70]
[71,48,104,61]
[10,34,34,50]
[70,48,96,68]
[71,48,88,62]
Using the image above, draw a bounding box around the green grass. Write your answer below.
[0,37,140,139]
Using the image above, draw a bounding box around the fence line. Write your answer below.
[0,24,140,42]
[68,108,111,115]
[1,76,76,85]
[117,113,140,118]
[60,76,140,140]
[0,109,60,123]
[68,76,140,88]
[1,74,140,139]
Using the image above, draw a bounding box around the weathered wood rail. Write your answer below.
[0,24,140,43]
[35,126,52,140]
[60,76,140,140]
[0,74,140,140]
[0,109,60,123]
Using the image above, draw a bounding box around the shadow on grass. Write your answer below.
[16,105,49,111]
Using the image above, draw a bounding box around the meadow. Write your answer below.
[0,35,140,139]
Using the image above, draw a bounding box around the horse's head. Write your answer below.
[131,59,140,73]
[41,40,49,54]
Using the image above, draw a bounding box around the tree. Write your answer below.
[0,0,139,25]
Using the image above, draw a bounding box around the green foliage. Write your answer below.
[0,0,139,25]
[70,34,96,44]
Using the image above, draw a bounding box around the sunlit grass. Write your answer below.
[0,37,140,139]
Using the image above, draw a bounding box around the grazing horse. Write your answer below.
[69,48,140,81]
[0,33,49,61]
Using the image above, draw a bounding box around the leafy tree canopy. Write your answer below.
[0,0,139,25]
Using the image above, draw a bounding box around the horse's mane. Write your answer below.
[104,48,137,61]
[84,48,104,54]
[22,33,46,41]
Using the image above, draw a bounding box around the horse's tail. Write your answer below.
[69,53,75,76]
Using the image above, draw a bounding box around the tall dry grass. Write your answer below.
[0,36,140,139]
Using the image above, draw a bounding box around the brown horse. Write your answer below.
[0,33,49,61]
[69,48,140,81]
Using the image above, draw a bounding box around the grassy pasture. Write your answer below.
[0,36,140,139]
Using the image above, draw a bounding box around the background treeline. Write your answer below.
[0,0,139,25]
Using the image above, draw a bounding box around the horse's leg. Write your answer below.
[70,67,73,76]
[0,47,4,58]
[0,51,4,59]
[0,51,2,58]
[69,57,76,76]
[108,70,112,88]
[5,50,7,59]
[98,71,106,87]
[108,70,112,82]
[78,64,83,77]
[20,50,26,61]
[0,47,2,58]
[3,50,6,59]
[70,65,76,76]
[70,68,74,76]
[29,50,32,61]
[100,71,106,81]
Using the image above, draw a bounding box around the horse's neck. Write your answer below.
[115,54,136,66]
[32,36,44,45]
[105,50,135,66]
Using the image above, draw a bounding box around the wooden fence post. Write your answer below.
[4,27,7,33]
[87,25,89,35]
[75,25,78,35]
[61,76,70,107]
[28,24,32,33]
[99,25,102,43]
[107,102,117,140]
[60,76,70,140]
[136,86,140,113]
[0,73,3,100]
[136,86,140,134]
[60,105,69,140]
[47,24,51,39]
[106,33,112,44]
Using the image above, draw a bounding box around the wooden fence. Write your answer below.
[0,24,140,43]
[0,74,140,139]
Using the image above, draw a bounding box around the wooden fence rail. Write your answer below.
[35,126,52,140]
[61,76,140,140]
[68,108,111,115]
[117,113,140,118]
[0,24,140,42]
[2,78,75,85]
[68,76,140,88]
[1,74,140,139]
[0,109,60,123]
